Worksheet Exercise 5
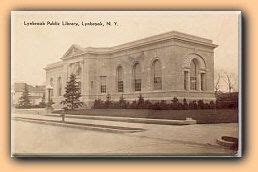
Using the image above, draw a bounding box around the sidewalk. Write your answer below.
[12,111,197,134]
[13,108,197,125]
[12,112,238,148]
[13,112,171,131]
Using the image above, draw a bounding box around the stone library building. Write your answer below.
[44,31,218,108]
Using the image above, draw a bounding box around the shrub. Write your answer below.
[93,98,104,109]
[118,95,127,109]
[216,92,238,109]
[160,100,169,110]
[177,102,184,110]
[189,101,198,109]
[143,100,152,109]
[171,97,179,110]
[182,98,189,110]
[15,104,47,109]
[104,99,112,109]
[152,102,161,110]
[209,101,215,109]
[137,94,145,109]
[129,100,138,109]
[197,100,205,109]
[91,96,236,110]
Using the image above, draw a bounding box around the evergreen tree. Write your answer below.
[18,84,31,108]
[61,74,83,110]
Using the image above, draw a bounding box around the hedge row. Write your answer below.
[93,95,238,110]
[15,102,47,109]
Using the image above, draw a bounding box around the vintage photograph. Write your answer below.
[11,11,241,157]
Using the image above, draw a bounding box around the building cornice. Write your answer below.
[61,31,218,60]
[44,61,64,70]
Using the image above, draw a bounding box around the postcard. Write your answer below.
[11,11,241,157]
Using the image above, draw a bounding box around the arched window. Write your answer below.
[50,78,54,96]
[133,63,141,91]
[153,59,162,90]
[57,77,62,96]
[190,59,198,90]
[117,66,124,92]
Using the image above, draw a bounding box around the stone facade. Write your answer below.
[44,31,218,109]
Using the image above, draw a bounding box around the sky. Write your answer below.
[11,11,240,91]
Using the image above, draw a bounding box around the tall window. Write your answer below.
[190,59,198,90]
[184,71,188,90]
[201,73,205,91]
[100,76,107,93]
[50,78,54,97]
[117,66,124,92]
[153,59,162,90]
[133,63,141,91]
[57,77,62,96]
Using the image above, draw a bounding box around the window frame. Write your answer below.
[134,79,141,92]
[118,81,124,92]
[117,66,124,92]
[200,73,205,91]
[133,62,141,92]
[152,59,162,90]
[100,76,107,94]
[190,59,198,91]
[184,71,188,90]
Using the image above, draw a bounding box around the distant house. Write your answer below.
[12,83,46,106]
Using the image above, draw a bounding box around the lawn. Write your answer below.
[53,108,238,124]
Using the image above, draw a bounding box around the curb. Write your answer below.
[51,114,197,125]
[13,117,145,133]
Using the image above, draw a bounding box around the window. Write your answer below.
[184,71,188,90]
[153,59,162,90]
[117,66,124,92]
[201,73,205,91]
[101,85,106,93]
[190,59,198,90]
[133,63,141,91]
[135,79,141,91]
[57,77,62,96]
[100,76,107,93]
[118,81,123,92]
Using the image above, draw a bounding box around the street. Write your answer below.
[11,112,238,156]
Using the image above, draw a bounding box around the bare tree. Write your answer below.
[214,69,238,93]
[225,74,233,93]
[223,72,237,93]
[215,73,221,94]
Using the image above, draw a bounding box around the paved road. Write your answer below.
[11,112,238,156]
